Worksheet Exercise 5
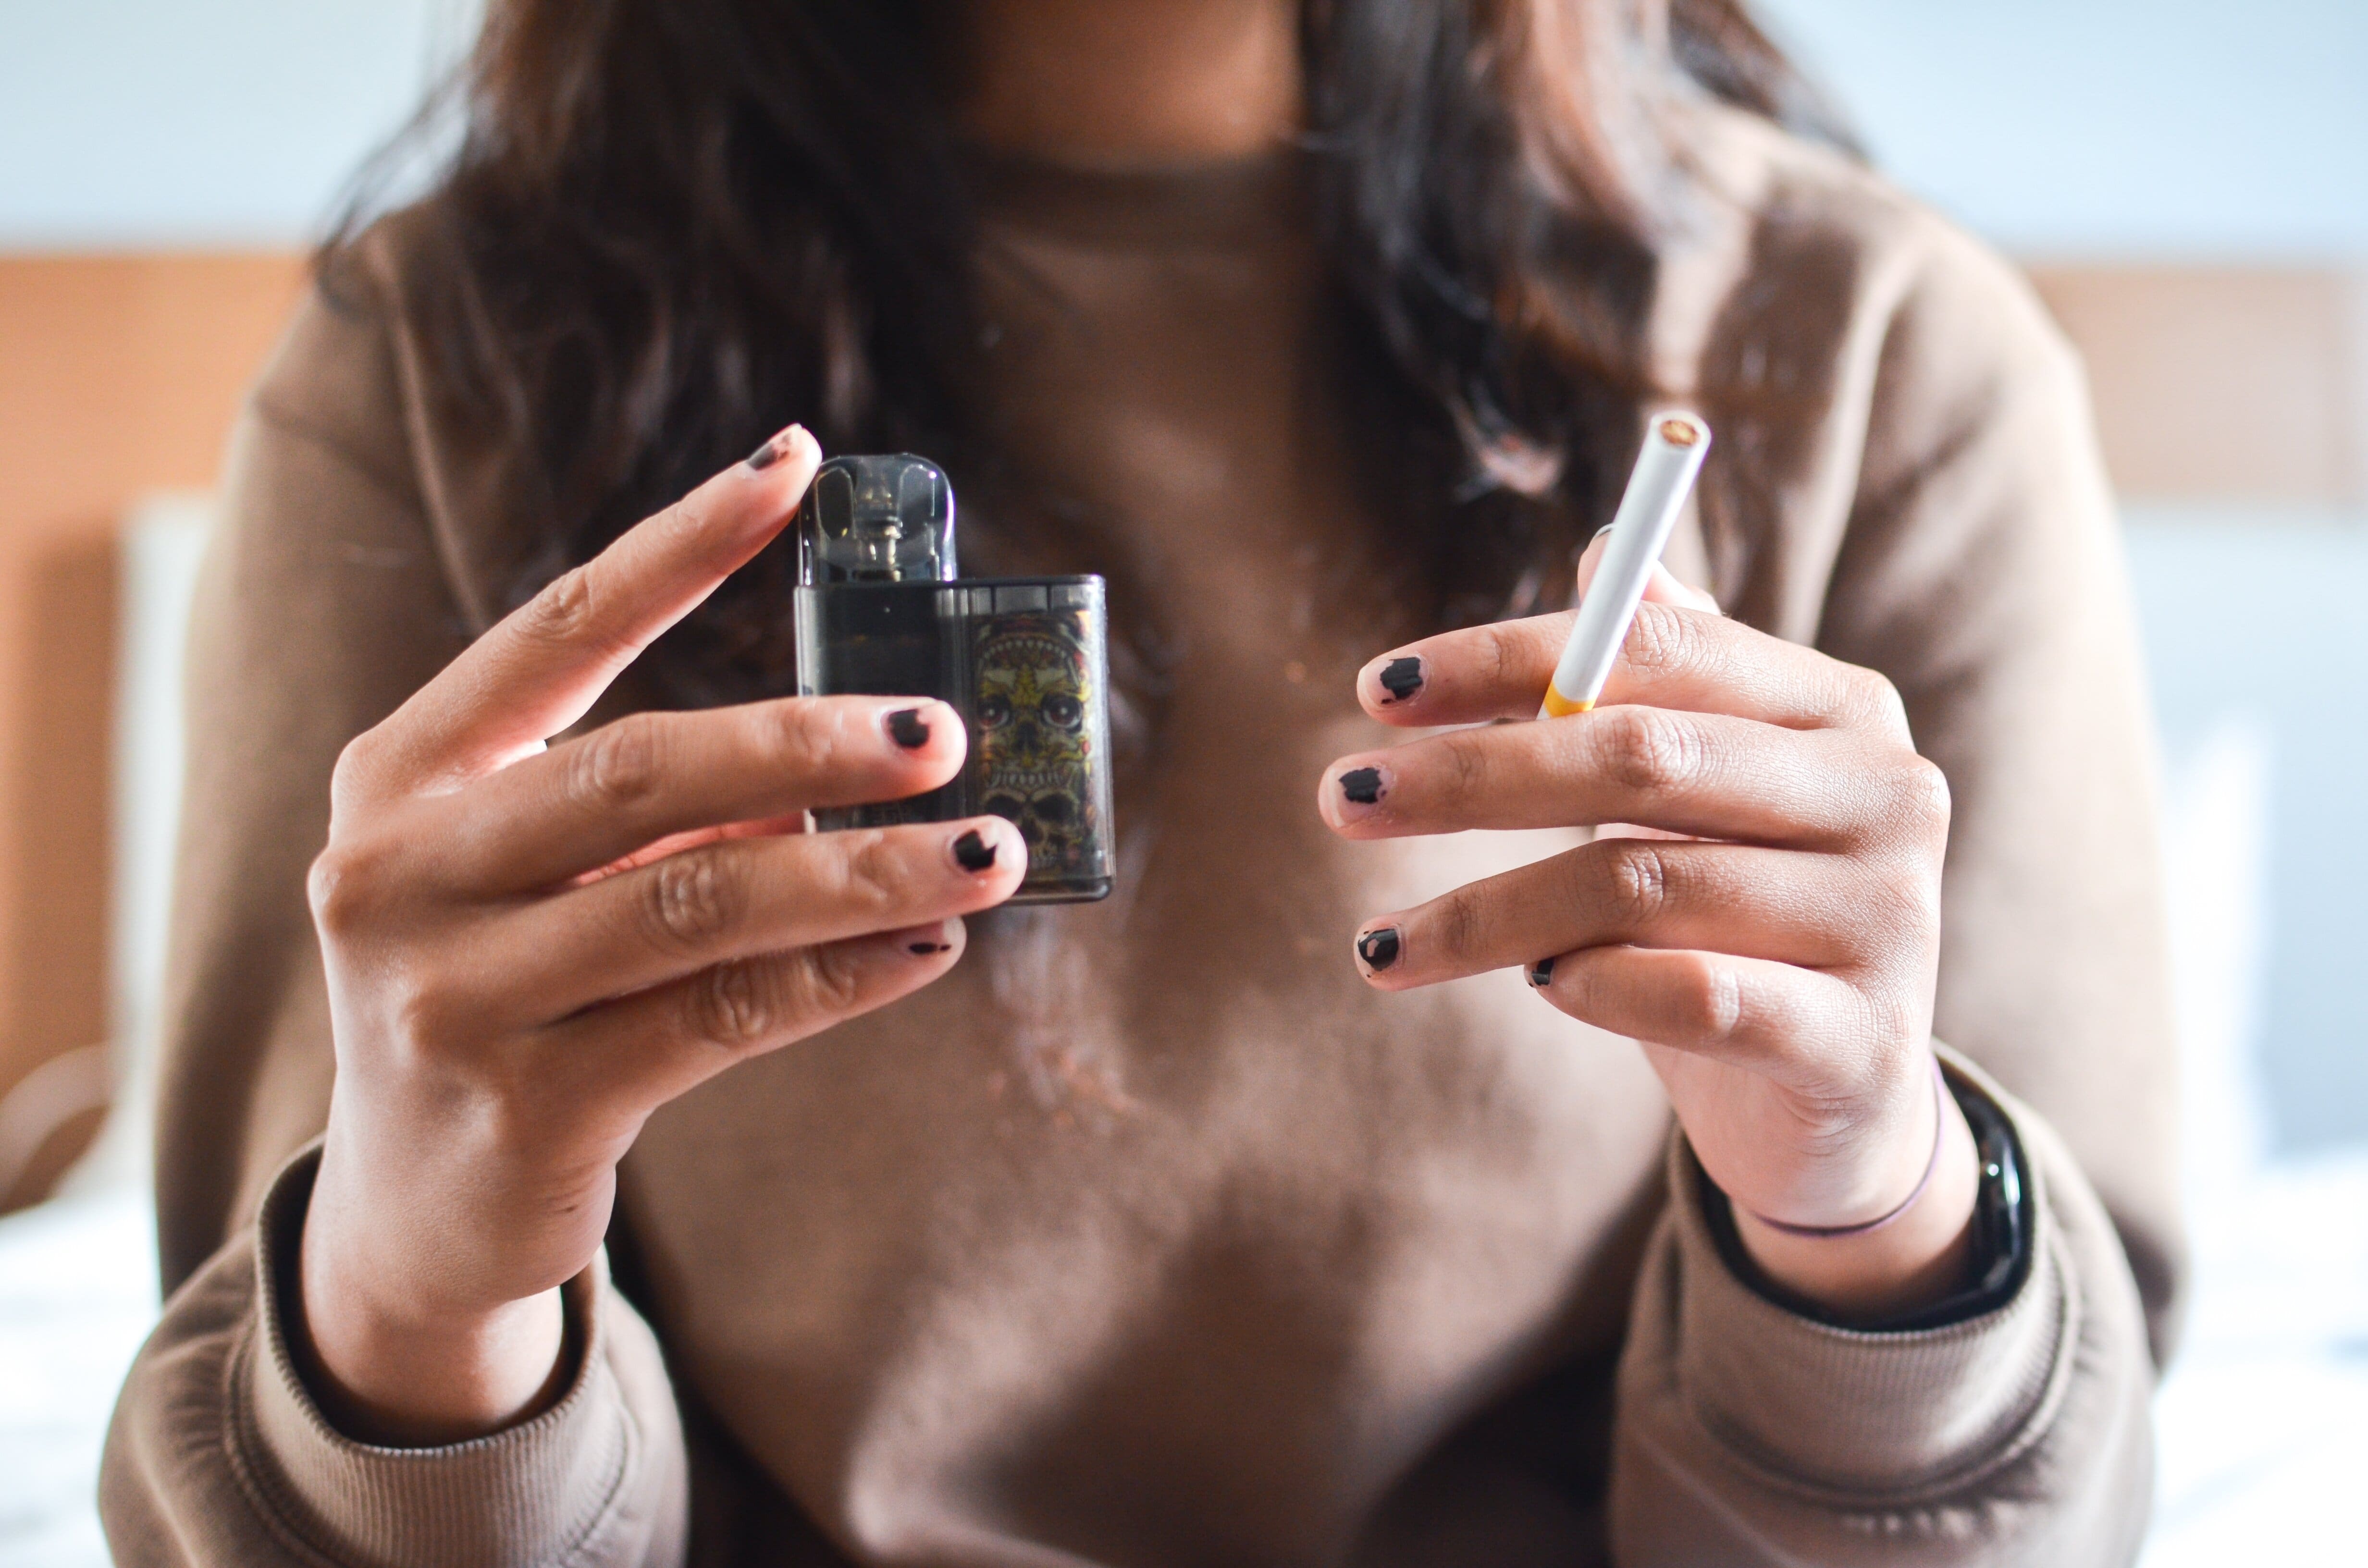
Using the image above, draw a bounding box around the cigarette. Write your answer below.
[1538,412,1712,719]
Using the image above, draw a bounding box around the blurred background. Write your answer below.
[0,1,2361,1563]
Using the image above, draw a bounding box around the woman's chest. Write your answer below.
[610,212,1676,1519]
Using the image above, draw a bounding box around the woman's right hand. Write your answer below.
[296,427,1026,1443]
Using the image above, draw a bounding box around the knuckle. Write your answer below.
[1670,953,1745,1040]
[1596,706,1696,795]
[329,732,382,801]
[1435,728,1492,806]
[387,972,472,1056]
[1589,840,1673,929]
[760,700,844,780]
[571,717,666,812]
[686,960,776,1048]
[305,846,353,929]
[518,566,600,647]
[823,832,909,918]
[792,943,866,1017]
[1891,754,1954,840]
[307,837,396,936]
[1848,667,1914,740]
[1483,622,1519,689]
[1868,862,1939,937]
[644,851,742,951]
[1429,883,1487,964]
[1621,602,1697,680]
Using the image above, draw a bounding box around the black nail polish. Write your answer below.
[908,941,953,956]
[1378,656,1424,704]
[953,829,999,873]
[887,708,931,749]
[1357,927,1401,971]
[795,453,1114,906]
[1528,956,1555,988]
[745,429,796,470]
[1340,767,1384,807]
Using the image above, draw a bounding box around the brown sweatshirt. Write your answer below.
[102,107,2177,1567]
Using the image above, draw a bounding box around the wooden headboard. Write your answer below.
[0,254,302,1205]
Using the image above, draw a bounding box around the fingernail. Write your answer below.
[898,918,960,956]
[952,828,1000,873]
[1356,927,1401,972]
[745,424,811,472]
[1376,656,1424,704]
[1528,956,1555,988]
[1339,766,1386,808]
[887,707,931,749]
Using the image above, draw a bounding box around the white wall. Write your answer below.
[0,0,474,248]
[2125,513,2368,1152]
[1756,0,2368,258]
[2,1,2364,252]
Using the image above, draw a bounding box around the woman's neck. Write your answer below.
[957,0,1303,168]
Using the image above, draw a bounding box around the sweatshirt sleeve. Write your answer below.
[1608,1053,2154,1565]
[101,1144,690,1568]
[99,265,693,1566]
[1609,194,2174,1565]
[1802,213,2184,1356]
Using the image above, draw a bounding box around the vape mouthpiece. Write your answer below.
[801,453,956,584]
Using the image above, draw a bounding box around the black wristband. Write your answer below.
[1697,1069,2034,1334]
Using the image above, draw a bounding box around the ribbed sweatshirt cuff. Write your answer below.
[1660,1050,2080,1499]
[224,1143,671,1568]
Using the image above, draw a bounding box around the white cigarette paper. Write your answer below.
[1538,412,1712,718]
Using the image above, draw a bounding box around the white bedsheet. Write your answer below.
[0,1189,154,1568]
[4,1159,2364,1566]
[2140,1147,2368,1566]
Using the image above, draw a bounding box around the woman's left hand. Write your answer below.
[1321,553,1980,1317]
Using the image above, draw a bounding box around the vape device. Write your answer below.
[793,453,1114,905]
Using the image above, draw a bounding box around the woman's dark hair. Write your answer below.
[332,0,1851,705]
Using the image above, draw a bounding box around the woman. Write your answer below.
[102,1,2178,1563]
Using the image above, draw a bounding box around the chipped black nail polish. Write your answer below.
[1528,956,1556,988]
[887,708,931,749]
[1377,656,1424,704]
[908,941,953,956]
[1357,927,1402,971]
[953,829,999,873]
[1340,767,1384,807]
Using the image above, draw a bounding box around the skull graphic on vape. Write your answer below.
[974,613,1098,877]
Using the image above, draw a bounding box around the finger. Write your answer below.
[540,918,968,1108]
[483,815,1025,1022]
[1358,531,1715,718]
[1524,944,1870,1080]
[576,811,814,886]
[1348,838,1901,992]
[1320,705,1914,846]
[1355,601,1905,741]
[350,425,823,799]
[438,696,968,894]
